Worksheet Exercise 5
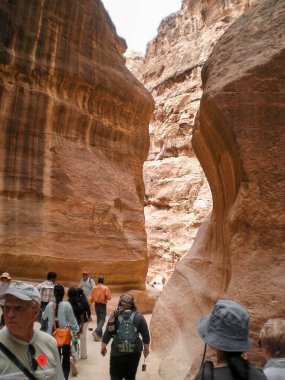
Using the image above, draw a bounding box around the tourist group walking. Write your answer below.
[0,270,284,380]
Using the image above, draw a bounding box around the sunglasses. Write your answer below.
[28,344,38,372]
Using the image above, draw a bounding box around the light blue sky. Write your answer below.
[101,0,182,54]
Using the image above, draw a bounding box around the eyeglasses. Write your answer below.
[28,344,38,372]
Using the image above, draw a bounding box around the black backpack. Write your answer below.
[113,312,138,353]
[201,361,214,380]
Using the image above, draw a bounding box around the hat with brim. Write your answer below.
[197,299,251,352]
[0,282,41,305]
[1,272,11,280]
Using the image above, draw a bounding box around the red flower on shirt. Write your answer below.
[37,354,47,366]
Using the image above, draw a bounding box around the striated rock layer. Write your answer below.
[0,0,154,289]
[151,0,285,378]
[128,0,259,276]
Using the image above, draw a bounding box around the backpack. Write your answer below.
[201,361,214,380]
[113,312,138,353]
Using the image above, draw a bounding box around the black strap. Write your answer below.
[201,360,214,380]
[200,343,208,370]
[0,342,38,380]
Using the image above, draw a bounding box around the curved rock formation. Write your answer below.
[0,0,154,288]
[151,0,285,377]
[127,0,259,278]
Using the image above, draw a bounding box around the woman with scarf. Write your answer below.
[101,293,150,380]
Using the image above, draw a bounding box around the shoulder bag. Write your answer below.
[52,303,72,347]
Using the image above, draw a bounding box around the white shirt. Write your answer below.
[0,328,64,379]
[42,301,79,336]
[79,278,96,298]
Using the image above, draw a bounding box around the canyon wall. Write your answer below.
[150,0,285,378]
[128,0,260,279]
[0,0,154,288]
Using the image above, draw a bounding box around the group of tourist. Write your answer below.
[0,271,150,380]
[0,271,284,380]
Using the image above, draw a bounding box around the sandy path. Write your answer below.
[73,314,161,380]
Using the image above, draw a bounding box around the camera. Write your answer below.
[142,363,146,371]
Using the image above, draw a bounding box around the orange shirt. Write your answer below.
[89,284,112,305]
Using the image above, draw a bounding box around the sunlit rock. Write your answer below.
[0,0,154,289]
[151,0,285,377]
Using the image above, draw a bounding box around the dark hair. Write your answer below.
[47,271,57,281]
[54,284,64,303]
[98,277,104,284]
[67,287,78,307]
[77,287,88,304]
[221,351,250,380]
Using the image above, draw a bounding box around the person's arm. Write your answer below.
[101,342,107,356]
[85,300,92,320]
[66,303,80,334]
[101,317,113,356]
[106,287,112,301]
[143,343,150,358]
[88,288,95,306]
[42,302,51,320]
[138,314,150,358]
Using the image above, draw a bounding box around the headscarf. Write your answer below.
[107,293,137,334]
[116,294,136,314]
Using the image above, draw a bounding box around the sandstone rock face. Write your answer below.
[151,0,285,378]
[127,0,259,277]
[0,0,154,289]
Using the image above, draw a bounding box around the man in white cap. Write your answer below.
[0,281,64,379]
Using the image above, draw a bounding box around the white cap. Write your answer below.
[0,281,41,305]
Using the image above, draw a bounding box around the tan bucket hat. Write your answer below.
[0,272,11,280]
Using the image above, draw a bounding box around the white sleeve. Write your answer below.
[66,303,80,333]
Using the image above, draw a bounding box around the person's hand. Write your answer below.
[89,316,92,322]
[143,346,149,358]
[101,345,107,357]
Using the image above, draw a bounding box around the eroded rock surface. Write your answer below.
[151,0,285,377]
[0,0,154,289]
[127,0,260,277]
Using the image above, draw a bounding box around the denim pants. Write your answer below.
[95,303,106,337]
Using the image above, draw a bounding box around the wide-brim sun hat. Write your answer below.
[197,299,251,352]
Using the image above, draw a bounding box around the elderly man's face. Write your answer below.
[82,273,88,280]
[4,295,39,341]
